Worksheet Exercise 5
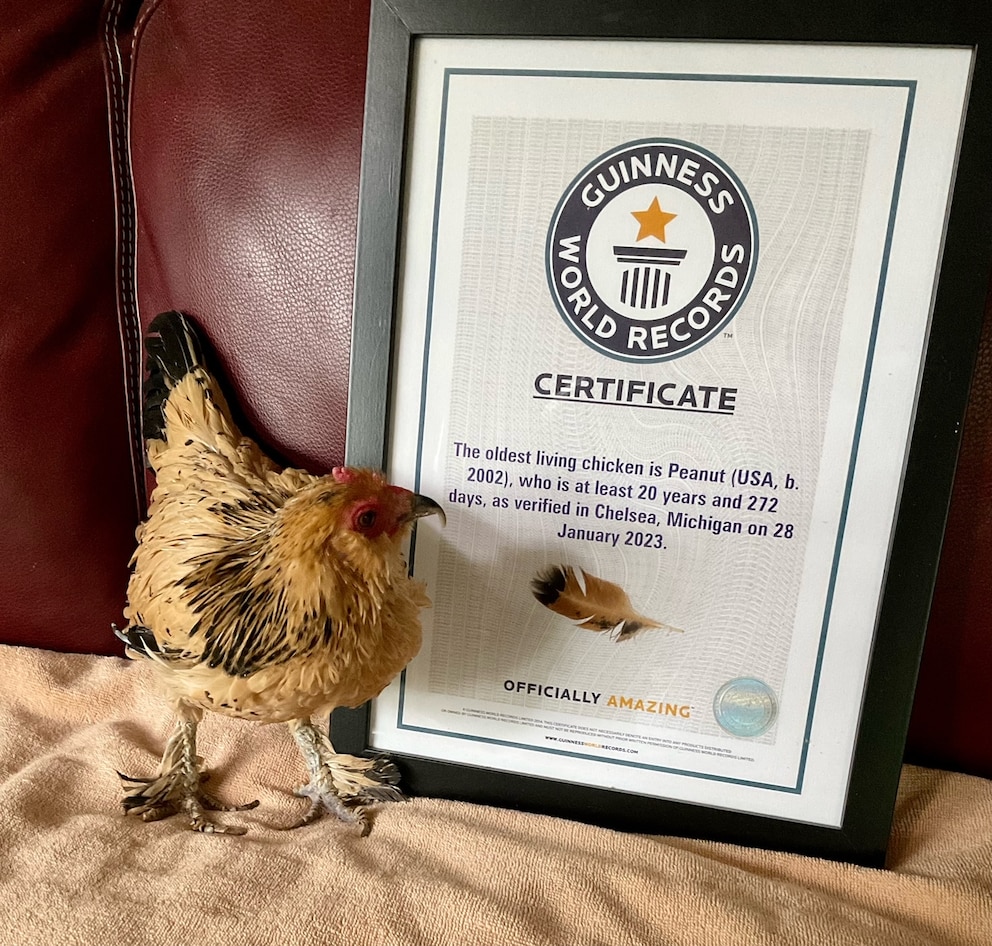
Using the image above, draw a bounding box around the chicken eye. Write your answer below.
[355,508,377,531]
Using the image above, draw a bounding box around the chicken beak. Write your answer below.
[408,493,446,527]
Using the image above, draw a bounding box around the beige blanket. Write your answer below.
[0,643,988,945]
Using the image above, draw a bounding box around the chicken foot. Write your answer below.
[286,718,403,835]
[119,713,259,835]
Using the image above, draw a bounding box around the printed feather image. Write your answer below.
[115,311,444,836]
[531,565,684,642]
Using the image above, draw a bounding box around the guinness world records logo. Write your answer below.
[546,139,757,363]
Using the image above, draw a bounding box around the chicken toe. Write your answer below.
[120,717,258,835]
[286,718,403,833]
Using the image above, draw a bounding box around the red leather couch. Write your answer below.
[2,0,990,784]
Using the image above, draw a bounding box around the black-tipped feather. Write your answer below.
[531,564,683,642]
[359,757,406,803]
[531,565,567,606]
[114,622,192,663]
[140,310,287,469]
[142,311,209,442]
[113,622,162,655]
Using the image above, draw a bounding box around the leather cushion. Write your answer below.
[0,0,139,654]
[129,0,370,471]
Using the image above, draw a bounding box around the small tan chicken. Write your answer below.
[116,311,443,835]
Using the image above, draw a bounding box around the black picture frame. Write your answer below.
[335,0,992,867]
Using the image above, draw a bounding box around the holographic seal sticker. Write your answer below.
[713,677,778,738]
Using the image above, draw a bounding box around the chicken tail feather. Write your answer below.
[141,310,246,465]
[143,310,210,441]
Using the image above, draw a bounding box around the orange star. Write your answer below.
[631,197,677,242]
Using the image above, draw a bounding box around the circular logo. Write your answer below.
[546,139,757,363]
[713,678,778,738]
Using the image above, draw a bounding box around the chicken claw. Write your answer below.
[120,717,258,835]
[286,719,403,834]
[290,782,371,834]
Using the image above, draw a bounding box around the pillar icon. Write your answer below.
[613,245,687,310]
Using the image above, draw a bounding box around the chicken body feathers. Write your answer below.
[122,312,429,723]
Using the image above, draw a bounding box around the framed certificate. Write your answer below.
[336,0,992,865]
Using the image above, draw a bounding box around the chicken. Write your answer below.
[116,311,444,835]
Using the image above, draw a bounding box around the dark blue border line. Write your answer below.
[447,68,915,88]
[398,721,794,794]
[396,66,455,728]
[396,67,917,796]
[793,79,918,793]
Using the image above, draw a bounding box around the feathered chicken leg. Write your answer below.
[119,705,259,835]
[287,718,403,835]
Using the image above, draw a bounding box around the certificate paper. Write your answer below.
[368,39,972,829]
